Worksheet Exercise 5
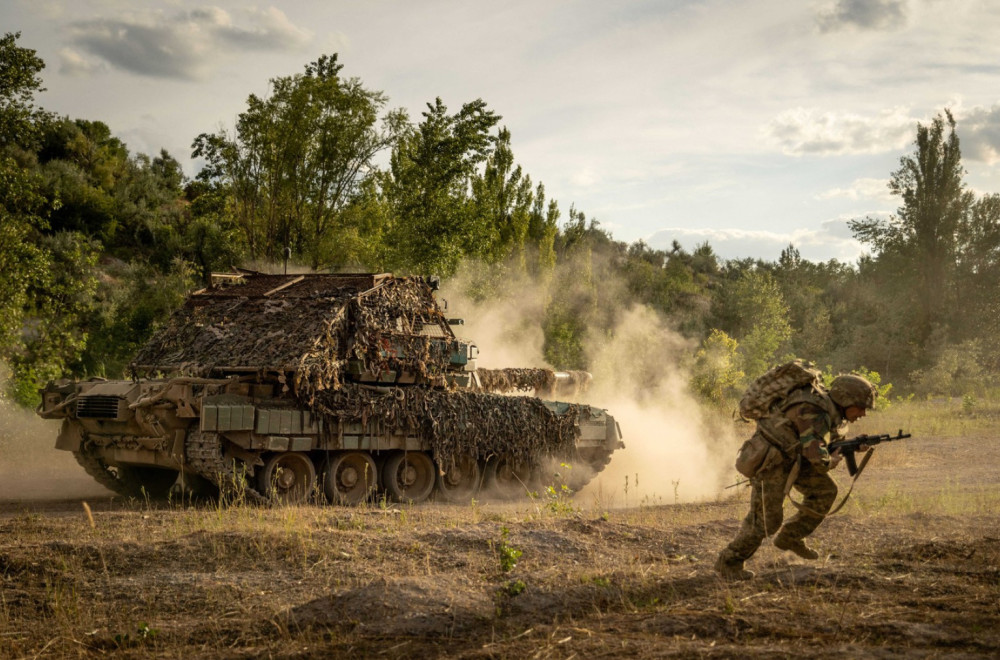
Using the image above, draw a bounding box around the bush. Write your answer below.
[909,341,987,398]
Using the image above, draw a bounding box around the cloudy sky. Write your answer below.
[5,0,1000,262]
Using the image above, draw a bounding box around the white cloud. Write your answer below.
[816,0,909,33]
[57,47,107,76]
[68,6,312,80]
[646,218,871,263]
[817,177,893,202]
[956,104,1000,164]
[215,7,312,51]
[762,106,917,156]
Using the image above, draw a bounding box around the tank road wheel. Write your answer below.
[435,455,481,503]
[324,452,378,505]
[256,452,317,504]
[484,457,535,500]
[382,451,435,503]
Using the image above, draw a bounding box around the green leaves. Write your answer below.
[0,31,46,148]
[381,97,501,276]
[193,54,402,267]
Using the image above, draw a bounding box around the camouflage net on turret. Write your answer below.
[309,384,581,469]
[477,368,557,394]
[477,368,593,398]
[128,274,457,403]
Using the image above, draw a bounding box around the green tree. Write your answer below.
[8,232,99,405]
[714,269,792,377]
[194,54,405,267]
[79,259,195,378]
[469,127,533,264]
[691,329,745,403]
[381,97,501,275]
[0,31,46,148]
[0,156,48,355]
[849,110,973,344]
[526,183,559,276]
[956,194,1000,368]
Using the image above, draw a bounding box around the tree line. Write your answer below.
[2,32,998,406]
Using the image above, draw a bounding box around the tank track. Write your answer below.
[184,429,267,504]
[568,449,615,491]
[72,450,135,497]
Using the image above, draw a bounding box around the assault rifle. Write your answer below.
[828,430,912,476]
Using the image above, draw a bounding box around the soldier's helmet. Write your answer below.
[829,374,877,409]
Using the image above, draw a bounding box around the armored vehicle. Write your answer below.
[37,271,623,504]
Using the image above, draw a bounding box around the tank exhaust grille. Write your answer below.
[76,395,123,419]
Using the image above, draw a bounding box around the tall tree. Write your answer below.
[849,110,973,343]
[193,55,405,266]
[0,32,49,379]
[381,97,500,275]
[0,31,45,148]
[469,127,533,264]
[956,194,1000,367]
[713,268,792,377]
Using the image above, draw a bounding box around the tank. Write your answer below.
[36,271,623,504]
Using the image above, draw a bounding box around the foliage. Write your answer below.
[379,97,501,275]
[691,329,745,403]
[113,621,159,649]
[909,341,989,398]
[493,526,522,573]
[193,54,407,267]
[7,232,100,405]
[714,269,792,378]
[0,31,46,147]
[0,154,49,354]
[849,111,975,352]
[78,259,196,378]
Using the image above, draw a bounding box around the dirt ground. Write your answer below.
[1,425,999,658]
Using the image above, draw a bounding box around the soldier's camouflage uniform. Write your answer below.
[718,389,845,567]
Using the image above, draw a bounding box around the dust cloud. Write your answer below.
[442,271,740,508]
[579,305,738,506]
[0,367,111,502]
[441,275,549,371]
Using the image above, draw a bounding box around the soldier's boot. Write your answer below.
[773,533,819,560]
[714,553,755,581]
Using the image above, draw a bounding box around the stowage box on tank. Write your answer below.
[38,271,623,504]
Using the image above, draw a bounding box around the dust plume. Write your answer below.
[442,266,739,507]
[0,366,111,501]
[579,305,738,506]
[440,270,549,370]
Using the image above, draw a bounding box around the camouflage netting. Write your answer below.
[476,368,593,397]
[130,296,349,377]
[310,384,581,469]
[129,274,456,402]
[477,368,557,394]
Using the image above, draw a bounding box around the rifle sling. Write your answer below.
[785,448,875,517]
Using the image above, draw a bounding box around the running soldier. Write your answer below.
[715,373,877,581]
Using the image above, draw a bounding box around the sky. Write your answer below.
[4,0,1000,262]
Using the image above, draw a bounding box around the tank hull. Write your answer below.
[39,376,622,503]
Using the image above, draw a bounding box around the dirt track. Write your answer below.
[2,431,998,658]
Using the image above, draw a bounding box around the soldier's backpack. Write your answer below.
[737,359,825,421]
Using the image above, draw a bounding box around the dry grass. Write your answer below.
[2,398,999,658]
